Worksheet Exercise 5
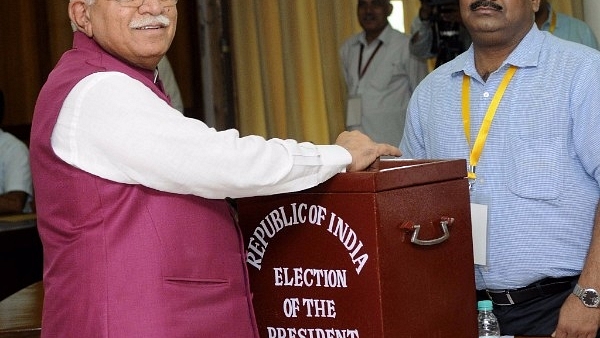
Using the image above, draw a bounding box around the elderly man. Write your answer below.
[30,0,400,337]
[400,0,600,337]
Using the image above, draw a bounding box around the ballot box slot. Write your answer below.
[303,159,468,194]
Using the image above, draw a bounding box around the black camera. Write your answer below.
[423,0,465,67]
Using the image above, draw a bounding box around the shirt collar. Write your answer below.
[357,23,393,47]
[450,24,544,80]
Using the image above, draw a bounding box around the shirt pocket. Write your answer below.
[368,62,396,90]
[363,61,403,112]
[507,135,564,200]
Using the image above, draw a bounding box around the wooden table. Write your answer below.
[0,281,42,338]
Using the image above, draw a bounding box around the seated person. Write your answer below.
[0,90,32,214]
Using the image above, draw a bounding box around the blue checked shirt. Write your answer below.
[400,25,600,290]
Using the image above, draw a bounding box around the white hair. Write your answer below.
[69,0,96,31]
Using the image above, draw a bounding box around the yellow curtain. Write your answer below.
[402,0,420,33]
[230,0,361,143]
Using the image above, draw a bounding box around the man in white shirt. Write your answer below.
[0,90,32,214]
[340,0,427,147]
[0,131,31,214]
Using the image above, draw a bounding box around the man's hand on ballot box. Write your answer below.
[335,130,401,172]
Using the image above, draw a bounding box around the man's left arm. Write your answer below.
[553,202,600,337]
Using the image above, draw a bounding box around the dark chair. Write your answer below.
[0,217,42,301]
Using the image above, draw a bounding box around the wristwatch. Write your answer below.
[573,284,600,308]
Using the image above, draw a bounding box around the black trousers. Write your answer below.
[477,278,600,337]
[477,278,600,338]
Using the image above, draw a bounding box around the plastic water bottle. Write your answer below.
[477,300,500,338]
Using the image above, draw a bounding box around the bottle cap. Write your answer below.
[477,300,493,311]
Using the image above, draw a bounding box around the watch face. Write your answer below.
[582,289,600,307]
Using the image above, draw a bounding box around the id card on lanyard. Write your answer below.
[463,65,517,265]
[346,96,362,127]
[345,41,383,128]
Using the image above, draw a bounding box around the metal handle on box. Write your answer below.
[405,217,454,246]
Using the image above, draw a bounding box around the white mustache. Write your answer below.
[129,15,171,29]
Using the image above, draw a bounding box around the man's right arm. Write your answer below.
[51,73,400,200]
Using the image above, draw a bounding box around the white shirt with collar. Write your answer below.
[340,24,428,147]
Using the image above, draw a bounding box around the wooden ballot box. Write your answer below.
[236,159,478,338]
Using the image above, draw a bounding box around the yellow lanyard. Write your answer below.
[462,66,517,180]
[549,10,557,34]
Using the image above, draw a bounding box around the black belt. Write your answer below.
[478,275,578,306]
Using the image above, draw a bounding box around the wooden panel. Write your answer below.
[0,1,48,126]
[0,282,42,338]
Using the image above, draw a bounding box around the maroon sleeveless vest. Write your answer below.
[30,32,258,337]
